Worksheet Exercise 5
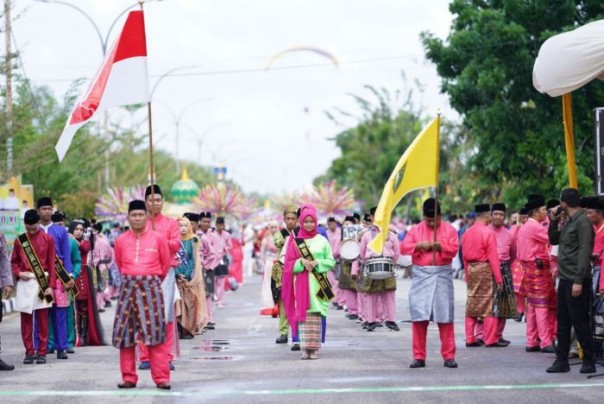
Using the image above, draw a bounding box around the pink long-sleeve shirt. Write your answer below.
[114,229,171,279]
[326,228,341,259]
[515,218,550,262]
[400,221,459,267]
[489,224,514,262]
[146,213,181,267]
[198,230,219,270]
[462,221,502,284]
[215,230,233,262]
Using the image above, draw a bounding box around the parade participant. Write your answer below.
[184,212,200,233]
[488,203,516,345]
[69,220,104,347]
[547,189,596,374]
[198,212,220,330]
[90,223,114,309]
[175,217,206,339]
[325,217,344,310]
[260,221,280,316]
[283,204,335,360]
[401,198,459,368]
[339,216,359,321]
[214,216,232,308]
[461,204,504,348]
[511,206,528,322]
[582,197,604,295]
[354,207,400,332]
[516,196,556,353]
[113,200,171,389]
[37,198,73,360]
[139,185,180,371]
[12,209,56,364]
[274,207,300,348]
[0,230,14,370]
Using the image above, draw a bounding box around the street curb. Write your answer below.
[2,298,16,315]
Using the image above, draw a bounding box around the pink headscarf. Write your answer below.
[282,204,318,337]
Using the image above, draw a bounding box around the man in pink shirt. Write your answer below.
[488,202,516,345]
[355,207,400,332]
[582,197,604,295]
[138,185,181,371]
[461,204,504,348]
[516,195,556,353]
[199,212,220,328]
[214,216,233,308]
[326,217,344,310]
[113,200,171,390]
[401,198,459,368]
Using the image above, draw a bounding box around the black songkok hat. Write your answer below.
[581,196,604,211]
[363,213,371,222]
[199,212,213,219]
[519,207,528,216]
[369,206,377,216]
[525,197,546,211]
[491,203,506,212]
[353,213,361,222]
[24,209,40,225]
[216,216,225,225]
[423,198,441,217]
[51,211,65,223]
[144,184,162,199]
[93,223,103,233]
[36,197,53,209]
[344,216,355,223]
[560,188,581,208]
[184,212,200,223]
[546,199,561,210]
[475,204,491,214]
[128,199,147,212]
[327,217,336,223]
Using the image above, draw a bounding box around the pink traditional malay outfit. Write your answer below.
[113,228,171,386]
[461,221,502,346]
[516,218,556,349]
[214,229,233,306]
[89,233,114,308]
[198,230,219,323]
[488,224,514,341]
[326,226,344,307]
[595,223,604,293]
[139,213,181,365]
[401,219,459,362]
[509,224,526,315]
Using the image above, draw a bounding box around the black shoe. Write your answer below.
[104,301,112,308]
[205,322,215,330]
[366,322,377,332]
[156,383,171,390]
[67,347,75,354]
[346,314,359,320]
[35,355,46,364]
[98,308,106,313]
[57,350,68,359]
[375,322,383,327]
[181,333,193,340]
[23,356,35,365]
[444,359,458,368]
[515,313,524,323]
[385,321,400,331]
[580,362,597,374]
[117,381,137,389]
[0,359,14,371]
[409,359,426,368]
[476,339,485,346]
[499,338,510,346]
[546,360,570,373]
[525,346,540,352]
[361,322,369,329]
[336,305,344,310]
[486,341,508,348]
[48,349,55,354]
[466,341,482,347]
[541,345,555,353]
[276,334,288,344]
[291,343,300,351]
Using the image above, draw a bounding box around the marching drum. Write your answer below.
[363,257,395,280]
[340,239,361,260]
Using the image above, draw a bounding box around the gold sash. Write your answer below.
[294,237,334,301]
[55,256,78,299]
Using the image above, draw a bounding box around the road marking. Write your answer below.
[1,382,604,397]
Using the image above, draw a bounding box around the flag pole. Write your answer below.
[432,112,441,266]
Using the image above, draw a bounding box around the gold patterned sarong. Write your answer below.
[465,262,495,318]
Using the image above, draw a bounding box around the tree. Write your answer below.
[421,0,604,208]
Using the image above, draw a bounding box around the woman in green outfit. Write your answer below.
[283,204,335,359]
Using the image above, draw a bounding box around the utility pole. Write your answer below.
[5,0,13,177]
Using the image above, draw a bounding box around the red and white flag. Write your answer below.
[55,10,150,161]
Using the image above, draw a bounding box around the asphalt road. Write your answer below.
[0,273,602,403]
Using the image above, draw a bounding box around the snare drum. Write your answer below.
[363,257,395,280]
[340,239,360,260]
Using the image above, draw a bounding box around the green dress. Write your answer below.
[292,235,336,316]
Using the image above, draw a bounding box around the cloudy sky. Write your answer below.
[13,0,455,194]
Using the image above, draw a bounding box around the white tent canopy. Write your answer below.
[533,19,604,97]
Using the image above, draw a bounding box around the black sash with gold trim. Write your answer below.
[55,256,78,299]
[18,233,53,304]
[294,238,334,301]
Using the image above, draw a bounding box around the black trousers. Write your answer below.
[556,278,595,363]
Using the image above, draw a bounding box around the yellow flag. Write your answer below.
[368,116,440,254]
